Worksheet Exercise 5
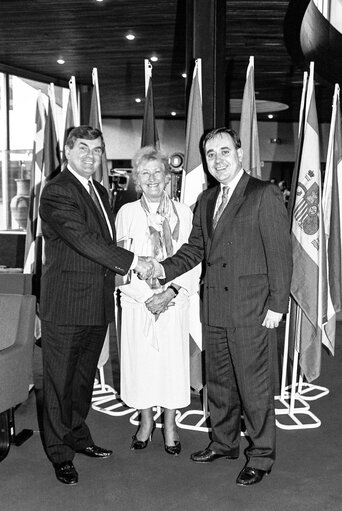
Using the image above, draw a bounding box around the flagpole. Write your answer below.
[48,83,60,146]
[144,59,152,96]
[69,76,80,126]
[92,68,103,129]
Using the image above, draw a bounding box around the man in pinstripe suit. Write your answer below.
[151,127,292,486]
[39,126,153,484]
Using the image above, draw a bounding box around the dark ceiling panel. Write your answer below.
[0,0,336,122]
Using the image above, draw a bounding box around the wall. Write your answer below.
[103,118,331,172]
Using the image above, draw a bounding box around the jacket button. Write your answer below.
[222,263,227,268]
[224,286,228,291]
[207,262,211,266]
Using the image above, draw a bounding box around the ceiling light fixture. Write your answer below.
[150,55,158,62]
[181,73,187,78]
[135,98,142,103]
[268,114,274,119]
[125,33,135,41]
[57,58,65,65]
[171,111,176,116]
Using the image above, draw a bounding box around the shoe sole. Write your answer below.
[191,455,239,463]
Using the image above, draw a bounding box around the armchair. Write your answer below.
[0,293,36,462]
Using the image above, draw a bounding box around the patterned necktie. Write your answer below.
[88,180,105,221]
[213,186,229,229]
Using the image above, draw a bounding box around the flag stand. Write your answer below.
[274,306,328,430]
[176,385,210,432]
[92,370,135,417]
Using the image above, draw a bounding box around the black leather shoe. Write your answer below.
[236,466,270,486]
[54,461,78,485]
[190,447,239,463]
[77,445,113,458]
[164,440,181,456]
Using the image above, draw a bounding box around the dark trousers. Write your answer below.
[204,324,276,471]
[41,320,107,464]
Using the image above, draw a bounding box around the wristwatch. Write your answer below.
[168,284,179,295]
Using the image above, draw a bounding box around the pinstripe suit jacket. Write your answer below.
[39,169,134,326]
[163,171,292,328]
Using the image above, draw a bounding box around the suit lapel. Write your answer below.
[64,170,113,241]
[93,180,115,241]
[206,186,220,239]
[209,172,250,243]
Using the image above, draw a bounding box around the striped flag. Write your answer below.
[180,58,207,391]
[239,56,261,179]
[62,76,79,153]
[35,87,62,279]
[24,91,46,274]
[290,62,326,382]
[322,83,342,355]
[141,59,159,149]
[89,68,110,191]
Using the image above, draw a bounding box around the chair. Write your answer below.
[0,293,36,462]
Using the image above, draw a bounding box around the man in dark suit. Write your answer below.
[149,127,292,486]
[39,126,153,485]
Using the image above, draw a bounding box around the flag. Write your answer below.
[287,72,307,360]
[89,69,112,370]
[89,68,110,191]
[180,59,207,391]
[141,59,159,149]
[322,84,342,355]
[290,62,326,382]
[34,87,62,280]
[287,72,308,222]
[24,91,46,274]
[239,56,261,179]
[62,76,79,154]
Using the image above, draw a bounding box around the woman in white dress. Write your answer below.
[116,146,200,455]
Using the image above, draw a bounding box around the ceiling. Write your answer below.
[0,0,336,123]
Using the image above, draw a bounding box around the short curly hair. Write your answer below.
[131,146,171,191]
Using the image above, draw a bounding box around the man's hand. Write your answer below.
[134,257,164,280]
[134,256,154,280]
[262,310,283,329]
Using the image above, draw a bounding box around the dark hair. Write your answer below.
[202,127,241,151]
[65,125,105,150]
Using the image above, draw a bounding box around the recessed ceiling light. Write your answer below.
[150,55,158,62]
[135,98,142,103]
[57,58,65,65]
[171,111,176,116]
[268,114,274,119]
[181,73,187,78]
[96,0,103,2]
[126,33,135,41]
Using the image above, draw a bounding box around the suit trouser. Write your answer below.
[41,320,107,464]
[204,323,276,472]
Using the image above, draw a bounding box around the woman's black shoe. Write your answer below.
[130,424,155,450]
[164,440,181,456]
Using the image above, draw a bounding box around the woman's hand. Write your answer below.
[145,289,175,315]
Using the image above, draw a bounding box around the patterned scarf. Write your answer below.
[140,191,180,288]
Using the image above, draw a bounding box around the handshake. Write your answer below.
[134,256,164,280]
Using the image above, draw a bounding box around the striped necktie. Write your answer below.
[213,186,229,229]
[88,180,105,221]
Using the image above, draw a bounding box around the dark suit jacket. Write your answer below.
[163,172,292,328]
[39,169,134,326]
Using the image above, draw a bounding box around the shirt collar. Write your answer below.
[220,168,244,196]
[67,164,93,190]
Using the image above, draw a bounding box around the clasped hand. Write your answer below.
[145,290,175,318]
[134,256,163,280]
